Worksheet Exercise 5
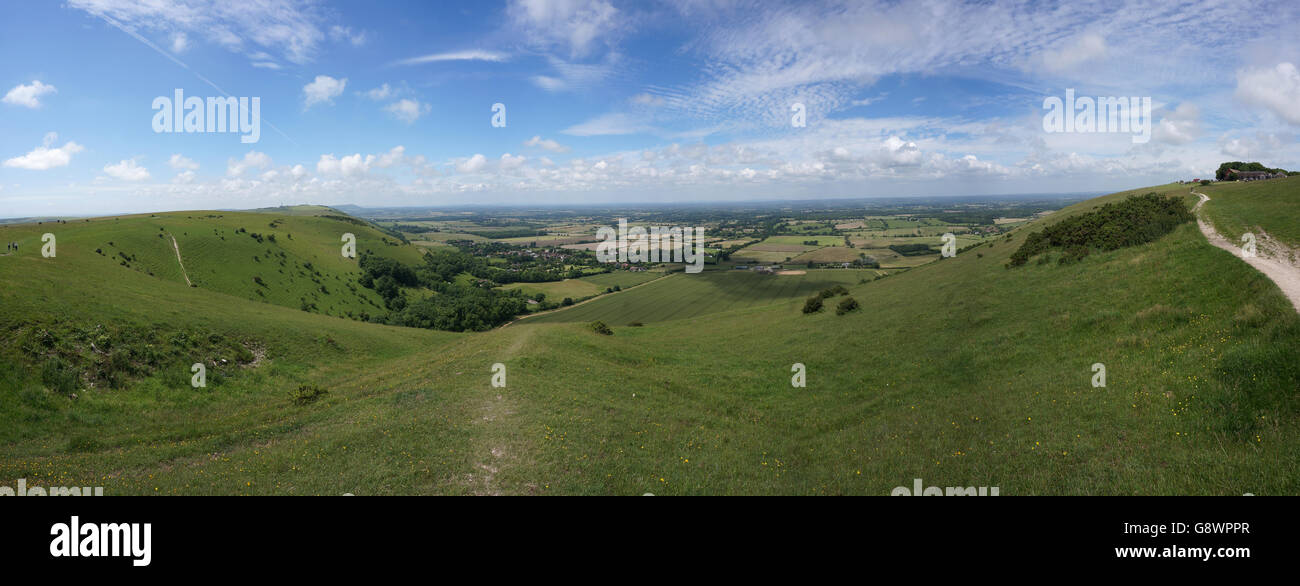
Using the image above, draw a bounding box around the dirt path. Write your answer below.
[169,234,192,287]
[1194,192,1300,313]
[464,327,537,495]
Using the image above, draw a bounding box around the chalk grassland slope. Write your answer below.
[0,211,425,319]
[1199,175,1300,249]
[493,183,1298,494]
[0,218,471,494]
[526,269,878,325]
[2,181,1298,495]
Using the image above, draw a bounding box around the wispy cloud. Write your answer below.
[506,0,623,59]
[392,50,509,66]
[561,112,654,136]
[67,0,336,65]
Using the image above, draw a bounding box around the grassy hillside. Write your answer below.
[0,214,467,494]
[527,269,878,325]
[0,210,425,320]
[1,181,1297,495]
[1199,175,1300,248]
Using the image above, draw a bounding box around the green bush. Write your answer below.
[836,296,860,315]
[292,384,328,405]
[802,296,824,314]
[589,320,614,335]
[818,285,850,298]
[1010,193,1192,266]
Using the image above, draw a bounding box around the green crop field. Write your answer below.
[764,235,843,246]
[790,246,865,263]
[1,180,1298,495]
[499,270,664,302]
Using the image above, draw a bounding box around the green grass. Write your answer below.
[2,180,1298,495]
[0,215,465,494]
[1200,175,1300,247]
[0,211,423,320]
[526,269,877,325]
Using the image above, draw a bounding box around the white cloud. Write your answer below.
[168,154,199,171]
[523,135,571,153]
[365,83,393,100]
[376,147,407,169]
[3,133,83,170]
[500,153,528,170]
[1236,62,1300,125]
[303,75,347,108]
[170,31,189,53]
[392,50,508,66]
[103,159,150,181]
[507,0,621,58]
[227,151,272,177]
[317,146,407,176]
[456,154,488,173]
[1218,131,1288,159]
[1153,103,1201,145]
[384,99,430,124]
[1037,32,1108,73]
[317,153,371,176]
[3,81,57,108]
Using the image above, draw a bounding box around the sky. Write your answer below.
[1,0,1299,218]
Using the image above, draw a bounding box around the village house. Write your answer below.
[1228,169,1287,181]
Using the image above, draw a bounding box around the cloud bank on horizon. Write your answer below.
[1,0,1299,217]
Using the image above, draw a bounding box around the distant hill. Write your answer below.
[248,204,346,216]
[0,209,424,320]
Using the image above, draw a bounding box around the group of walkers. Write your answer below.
[4,241,16,253]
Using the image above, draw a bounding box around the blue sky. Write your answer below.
[2,0,1299,217]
